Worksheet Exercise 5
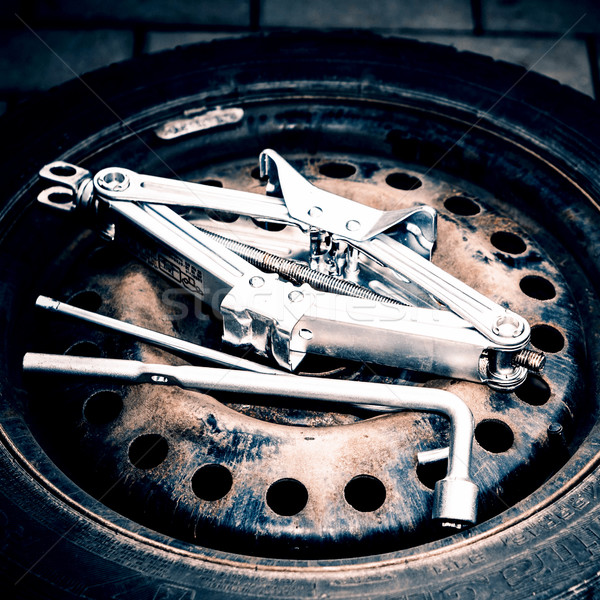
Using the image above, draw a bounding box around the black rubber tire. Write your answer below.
[2,31,600,598]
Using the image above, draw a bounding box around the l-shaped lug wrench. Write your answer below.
[23,351,479,529]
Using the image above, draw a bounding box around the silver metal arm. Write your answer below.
[108,200,257,296]
[95,165,294,224]
[358,234,529,348]
[23,352,478,527]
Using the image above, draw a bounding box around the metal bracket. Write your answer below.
[260,149,438,245]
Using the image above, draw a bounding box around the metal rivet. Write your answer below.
[288,290,304,303]
[299,329,313,340]
[98,170,130,192]
[249,276,265,288]
[492,315,523,338]
[346,220,360,232]
[547,422,563,435]
[308,206,323,218]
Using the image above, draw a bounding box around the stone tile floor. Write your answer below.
[0,0,598,115]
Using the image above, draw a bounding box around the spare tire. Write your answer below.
[1,32,600,598]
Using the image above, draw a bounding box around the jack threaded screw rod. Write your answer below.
[513,348,546,373]
[197,227,408,306]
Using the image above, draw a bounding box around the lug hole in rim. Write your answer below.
[206,209,239,223]
[514,374,551,406]
[319,162,356,179]
[198,180,241,223]
[200,179,223,188]
[128,434,169,470]
[444,195,481,216]
[251,218,287,232]
[475,420,514,453]
[68,290,103,312]
[385,172,422,191]
[250,166,268,181]
[192,464,233,501]
[266,478,308,516]
[83,391,123,425]
[65,341,102,358]
[344,475,386,512]
[530,324,565,353]
[416,459,448,491]
[520,275,556,301]
[491,231,526,254]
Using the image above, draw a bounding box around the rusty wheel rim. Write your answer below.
[23,96,591,560]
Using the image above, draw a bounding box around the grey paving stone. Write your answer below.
[31,0,250,27]
[145,31,248,54]
[0,29,133,93]
[483,0,600,34]
[411,34,593,96]
[261,0,472,30]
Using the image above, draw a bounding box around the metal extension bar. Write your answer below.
[36,295,281,375]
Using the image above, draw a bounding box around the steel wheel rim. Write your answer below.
[5,82,600,568]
